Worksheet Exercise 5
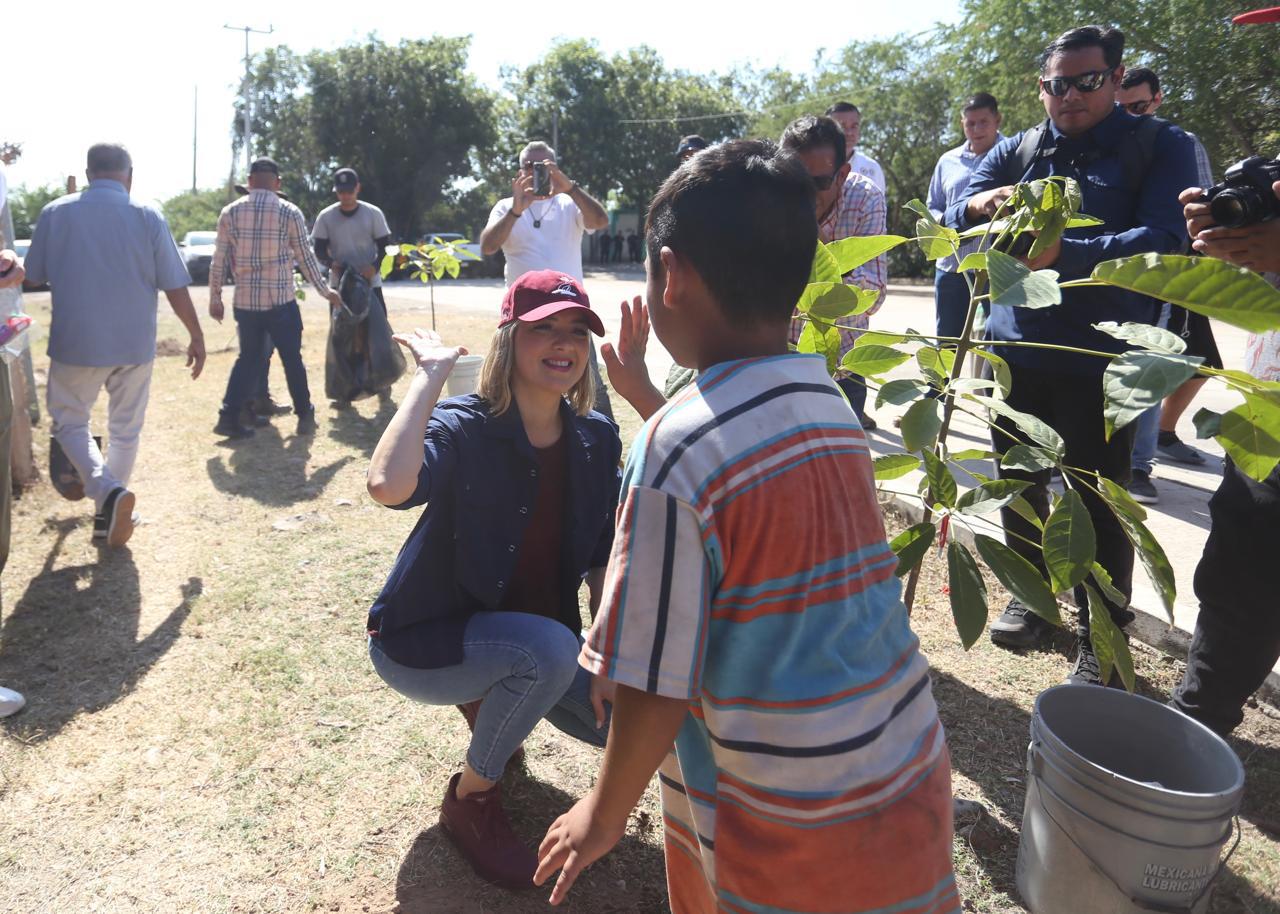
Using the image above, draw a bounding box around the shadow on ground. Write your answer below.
[0,518,200,743]
[393,772,668,914]
[206,426,351,506]
[326,394,398,457]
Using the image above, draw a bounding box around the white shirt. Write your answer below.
[485,194,593,284]
[849,150,886,194]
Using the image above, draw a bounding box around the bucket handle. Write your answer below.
[1033,775,1242,913]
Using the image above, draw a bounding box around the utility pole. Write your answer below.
[551,110,559,156]
[192,85,198,194]
[223,23,274,178]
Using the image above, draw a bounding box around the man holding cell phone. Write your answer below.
[479,141,614,417]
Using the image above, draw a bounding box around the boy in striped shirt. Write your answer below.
[535,140,958,913]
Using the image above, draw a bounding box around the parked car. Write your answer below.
[178,230,220,284]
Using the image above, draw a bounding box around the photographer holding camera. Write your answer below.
[1170,5,1280,734]
[480,142,613,417]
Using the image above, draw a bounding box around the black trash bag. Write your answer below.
[325,273,407,402]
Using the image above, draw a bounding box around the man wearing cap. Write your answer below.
[478,141,614,418]
[311,168,403,404]
[675,135,708,165]
[23,142,207,548]
[210,157,342,438]
[1170,3,1280,735]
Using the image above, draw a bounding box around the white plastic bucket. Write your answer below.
[1017,685,1243,914]
[445,355,484,398]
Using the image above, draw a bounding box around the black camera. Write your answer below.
[1203,154,1280,228]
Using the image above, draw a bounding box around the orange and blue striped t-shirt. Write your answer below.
[581,353,959,914]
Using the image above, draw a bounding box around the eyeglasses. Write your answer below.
[810,173,840,191]
[1039,68,1115,97]
[1122,99,1154,115]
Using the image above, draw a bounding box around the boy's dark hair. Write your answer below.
[1120,66,1160,95]
[1038,26,1125,72]
[825,101,860,117]
[962,92,1000,114]
[646,139,816,326]
[779,115,846,168]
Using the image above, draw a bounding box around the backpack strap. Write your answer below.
[1004,119,1052,184]
[1119,114,1169,190]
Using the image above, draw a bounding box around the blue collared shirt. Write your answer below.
[945,106,1199,373]
[23,180,190,367]
[368,393,622,670]
[928,133,1004,272]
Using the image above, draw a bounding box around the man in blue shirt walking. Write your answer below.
[927,92,1004,343]
[24,144,207,547]
[947,26,1200,683]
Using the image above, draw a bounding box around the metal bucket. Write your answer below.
[1016,685,1243,913]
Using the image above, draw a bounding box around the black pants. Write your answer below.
[991,364,1136,625]
[1172,460,1280,735]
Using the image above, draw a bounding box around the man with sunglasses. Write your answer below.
[780,116,887,430]
[947,26,1200,684]
[1117,68,1221,502]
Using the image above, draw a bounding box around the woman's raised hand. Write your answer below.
[392,328,468,373]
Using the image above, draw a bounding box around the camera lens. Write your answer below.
[1209,188,1260,229]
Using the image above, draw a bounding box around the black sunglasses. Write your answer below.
[811,173,840,191]
[1040,68,1115,97]
[1122,99,1154,115]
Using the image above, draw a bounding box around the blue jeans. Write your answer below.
[1131,304,1172,474]
[368,612,610,781]
[934,269,971,341]
[221,302,312,419]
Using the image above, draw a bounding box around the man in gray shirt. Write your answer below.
[311,168,403,403]
[24,143,206,547]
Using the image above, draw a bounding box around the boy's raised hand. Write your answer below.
[535,792,628,905]
[601,297,666,420]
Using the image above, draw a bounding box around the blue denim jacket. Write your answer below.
[368,394,621,669]
[946,106,1200,374]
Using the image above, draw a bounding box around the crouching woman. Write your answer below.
[365,271,622,890]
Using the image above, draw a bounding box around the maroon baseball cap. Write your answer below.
[1233,5,1280,22]
[500,270,605,336]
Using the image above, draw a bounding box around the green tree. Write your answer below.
[161,187,235,241]
[239,37,496,238]
[7,183,64,239]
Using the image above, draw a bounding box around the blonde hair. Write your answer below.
[476,322,598,417]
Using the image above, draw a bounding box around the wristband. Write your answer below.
[506,209,521,220]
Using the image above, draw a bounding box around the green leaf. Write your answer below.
[446,258,461,279]
[1101,489,1176,621]
[1192,407,1222,439]
[900,398,942,452]
[956,213,1102,239]
[399,243,415,254]
[873,454,920,481]
[825,235,909,273]
[1217,393,1280,481]
[950,448,999,461]
[876,378,931,408]
[855,330,907,348]
[986,249,1063,309]
[916,226,958,261]
[1043,489,1096,593]
[840,344,911,379]
[974,534,1062,625]
[1008,493,1046,531]
[379,253,396,279]
[956,252,986,273]
[969,349,1012,398]
[1102,351,1203,438]
[1092,321,1187,354]
[1000,444,1059,473]
[798,319,842,375]
[970,395,1066,455]
[1092,254,1280,333]
[1085,584,1136,692]
[947,541,989,650]
[1097,476,1148,524]
[891,522,936,577]
[809,242,842,283]
[1028,209,1069,261]
[949,377,998,394]
[916,346,957,379]
[797,281,859,319]
[956,479,1032,516]
[1090,562,1127,609]
[922,448,958,508]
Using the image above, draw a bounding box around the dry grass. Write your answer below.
[0,288,1276,913]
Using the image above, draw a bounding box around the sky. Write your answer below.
[4,0,962,208]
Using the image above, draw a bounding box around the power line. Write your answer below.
[616,110,756,125]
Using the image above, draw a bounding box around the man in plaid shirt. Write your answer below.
[210,157,341,438]
[781,116,887,429]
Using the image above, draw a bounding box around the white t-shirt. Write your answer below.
[850,150,886,195]
[486,194,592,284]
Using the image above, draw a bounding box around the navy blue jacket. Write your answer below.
[368,394,622,669]
[946,106,1200,373]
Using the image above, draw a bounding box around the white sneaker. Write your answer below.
[0,686,26,718]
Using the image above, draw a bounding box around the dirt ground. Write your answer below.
[1,287,1276,913]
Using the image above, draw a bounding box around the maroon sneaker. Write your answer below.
[439,772,537,890]
[456,700,525,768]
